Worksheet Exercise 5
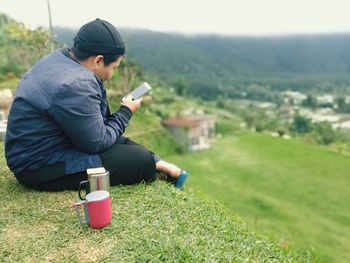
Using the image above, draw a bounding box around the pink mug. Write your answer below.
[73,190,112,229]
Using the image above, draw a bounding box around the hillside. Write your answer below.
[166,133,350,263]
[55,27,350,99]
[0,144,308,262]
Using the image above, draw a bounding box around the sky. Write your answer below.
[1,0,350,36]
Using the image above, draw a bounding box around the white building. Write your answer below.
[162,115,215,151]
[333,120,350,131]
[283,91,307,104]
[310,114,340,124]
[316,94,334,104]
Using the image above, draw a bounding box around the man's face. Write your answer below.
[95,56,123,81]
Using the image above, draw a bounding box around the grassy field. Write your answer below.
[0,144,308,262]
[167,132,350,263]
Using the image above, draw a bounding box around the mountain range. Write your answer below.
[55,27,350,99]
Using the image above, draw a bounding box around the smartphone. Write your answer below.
[128,82,152,100]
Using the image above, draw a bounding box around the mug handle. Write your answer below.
[78,180,89,200]
[73,200,89,224]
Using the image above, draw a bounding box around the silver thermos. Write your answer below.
[78,167,110,200]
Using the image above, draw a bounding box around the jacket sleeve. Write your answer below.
[48,79,132,154]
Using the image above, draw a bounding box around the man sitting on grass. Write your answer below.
[5,18,188,191]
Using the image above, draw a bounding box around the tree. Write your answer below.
[335,96,350,113]
[290,115,312,134]
[0,15,54,77]
[172,77,188,96]
[313,122,336,145]
[302,94,317,109]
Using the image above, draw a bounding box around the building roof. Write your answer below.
[162,116,214,128]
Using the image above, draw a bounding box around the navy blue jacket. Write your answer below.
[5,48,132,183]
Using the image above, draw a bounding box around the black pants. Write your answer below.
[17,138,157,191]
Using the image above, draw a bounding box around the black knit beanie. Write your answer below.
[73,18,125,55]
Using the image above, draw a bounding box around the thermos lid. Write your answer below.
[87,167,106,175]
[86,190,110,202]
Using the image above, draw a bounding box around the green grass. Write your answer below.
[167,132,350,263]
[0,144,308,262]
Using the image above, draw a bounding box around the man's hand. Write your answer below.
[121,95,142,113]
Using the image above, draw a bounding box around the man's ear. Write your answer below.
[93,55,104,66]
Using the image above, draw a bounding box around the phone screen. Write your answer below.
[129,82,152,100]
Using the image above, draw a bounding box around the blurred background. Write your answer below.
[1,0,350,262]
